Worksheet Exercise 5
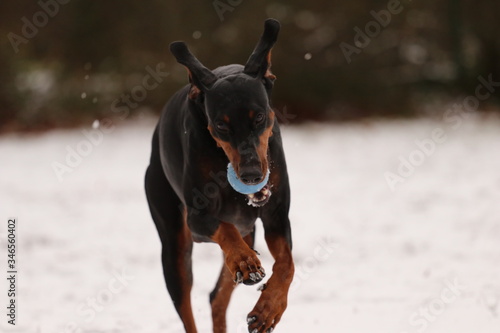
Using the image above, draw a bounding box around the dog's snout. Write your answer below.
[239,167,263,185]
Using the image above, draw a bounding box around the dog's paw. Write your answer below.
[247,288,287,333]
[225,250,265,285]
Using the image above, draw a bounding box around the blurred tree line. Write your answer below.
[0,0,499,131]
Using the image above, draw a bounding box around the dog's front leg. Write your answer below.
[212,222,266,285]
[247,223,294,333]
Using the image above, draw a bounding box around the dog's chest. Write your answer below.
[216,198,259,236]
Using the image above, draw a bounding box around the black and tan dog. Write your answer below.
[145,19,294,333]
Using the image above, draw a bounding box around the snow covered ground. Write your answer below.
[1,115,500,333]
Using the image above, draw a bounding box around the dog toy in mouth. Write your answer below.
[227,163,272,207]
[227,163,269,194]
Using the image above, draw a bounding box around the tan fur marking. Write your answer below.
[207,125,241,174]
[185,68,201,99]
[176,208,197,333]
[247,234,294,333]
[211,223,262,285]
[188,85,201,99]
[211,233,254,333]
[257,111,275,175]
[264,50,276,80]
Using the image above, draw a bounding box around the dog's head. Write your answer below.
[170,19,280,186]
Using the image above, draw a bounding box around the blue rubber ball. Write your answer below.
[227,163,269,195]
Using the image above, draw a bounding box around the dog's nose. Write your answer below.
[239,168,263,185]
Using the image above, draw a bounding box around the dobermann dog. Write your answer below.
[145,19,294,333]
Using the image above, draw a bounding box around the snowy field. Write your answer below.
[1,115,500,333]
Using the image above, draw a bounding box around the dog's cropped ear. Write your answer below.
[243,18,280,80]
[170,42,217,97]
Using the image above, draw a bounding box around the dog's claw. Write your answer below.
[250,329,258,333]
[235,271,243,284]
[257,283,267,291]
[247,316,257,324]
[252,248,261,255]
[266,328,274,333]
[249,272,263,282]
[244,271,263,285]
[258,267,266,277]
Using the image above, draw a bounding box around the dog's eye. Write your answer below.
[255,113,265,125]
[215,121,229,132]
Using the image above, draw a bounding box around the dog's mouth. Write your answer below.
[246,184,272,207]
